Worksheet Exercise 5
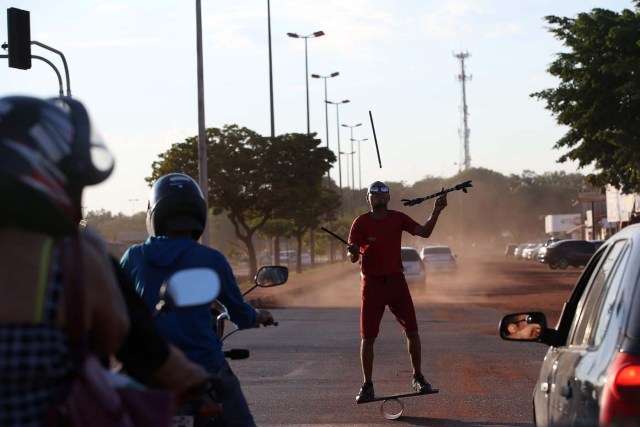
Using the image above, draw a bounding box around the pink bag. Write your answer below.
[49,238,174,427]
[54,354,133,427]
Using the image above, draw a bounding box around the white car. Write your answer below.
[401,246,426,284]
[419,245,457,273]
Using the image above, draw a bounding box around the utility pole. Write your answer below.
[196,0,210,247]
[454,51,471,170]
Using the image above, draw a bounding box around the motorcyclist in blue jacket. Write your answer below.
[120,172,272,427]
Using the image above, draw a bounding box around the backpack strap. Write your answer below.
[33,236,53,323]
[59,236,87,353]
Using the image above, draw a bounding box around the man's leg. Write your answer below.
[407,330,432,392]
[360,337,375,383]
[406,331,421,375]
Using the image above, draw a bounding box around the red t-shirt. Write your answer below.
[348,210,419,277]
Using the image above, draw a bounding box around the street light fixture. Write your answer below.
[341,123,361,189]
[287,30,325,134]
[326,99,350,195]
[311,71,339,185]
[353,138,369,189]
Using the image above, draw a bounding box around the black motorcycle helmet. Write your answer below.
[0,95,114,235]
[146,173,207,240]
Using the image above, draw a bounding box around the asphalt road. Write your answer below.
[227,252,580,426]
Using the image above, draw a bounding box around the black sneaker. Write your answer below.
[356,382,374,403]
[412,373,432,393]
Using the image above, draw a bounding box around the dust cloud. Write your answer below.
[264,249,580,318]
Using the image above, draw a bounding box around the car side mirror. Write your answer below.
[255,266,288,287]
[499,312,547,342]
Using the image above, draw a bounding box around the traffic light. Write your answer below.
[7,7,31,70]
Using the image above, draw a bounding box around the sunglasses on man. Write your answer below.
[368,185,389,194]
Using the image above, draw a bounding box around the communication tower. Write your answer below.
[454,51,471,170]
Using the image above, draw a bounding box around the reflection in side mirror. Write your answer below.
[157,268,220,313]
[499,312,547,341]
[255,266,288,287]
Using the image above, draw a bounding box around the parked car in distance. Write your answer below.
[498,223,640,426]
[419,245,457,273]
[504,244,518,257]
[278,250,311,265]
[401,246,426,284]
[522,243,544,261]
[537,239,598,269]
[514,242,532,259]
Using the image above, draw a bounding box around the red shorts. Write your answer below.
[360,272,418,339]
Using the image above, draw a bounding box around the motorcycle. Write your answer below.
[215,265,289,358]
[165,265,288,427]
[152,268,224,427]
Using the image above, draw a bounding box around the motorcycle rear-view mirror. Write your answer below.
[156,268,220,313]
[255,266,288,288]
[499,312,547,342]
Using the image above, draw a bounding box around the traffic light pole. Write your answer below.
[1,53,64,97]
[30,41,71,97]
[5,8,72,98]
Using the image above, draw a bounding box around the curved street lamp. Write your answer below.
[311,71,339,184]
[287,30,325,133]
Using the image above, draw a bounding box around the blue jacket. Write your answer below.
[120,236,258,371]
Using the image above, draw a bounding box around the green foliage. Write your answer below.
[532,5,640,192]
[87,167,587,258]
[84,210,145,241]
[391,168,584,247]
[147,126,338,277]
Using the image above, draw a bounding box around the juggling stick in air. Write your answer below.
[401,180,473,207]
[369,111,382,169]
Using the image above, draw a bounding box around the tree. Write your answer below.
[286,185,340,273]
[265,132,338,273]
[148,125,336,278]
[532,4,640,192]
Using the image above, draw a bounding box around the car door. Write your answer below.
[547,240,628,426]
[534,250,604,426]
[574,240,596,265]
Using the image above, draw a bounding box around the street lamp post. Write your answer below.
[267,0,275,137]
[340,150,356,215]
[341,123,361,189]
[339,151,356,188]
[195,0,210,247]
[311,71,339,185]
[127,198,139,216]
[353,138,369,189]
[326,99,350,196]
[287,30,325,133]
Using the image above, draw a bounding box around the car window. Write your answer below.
[423,247,451,255]
[570,240,628,346]
[591,241,630,347]
[402,249,421,261]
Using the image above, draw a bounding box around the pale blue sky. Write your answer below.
[3,0,634,214]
